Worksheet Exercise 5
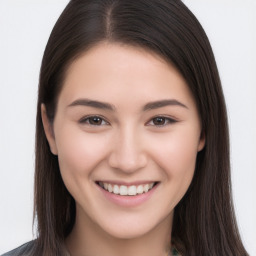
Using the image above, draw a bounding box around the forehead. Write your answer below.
[58,42,195,109]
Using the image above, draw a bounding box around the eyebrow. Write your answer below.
[68,98,116,111]
[143,99,188,111]
[67,98,188,111]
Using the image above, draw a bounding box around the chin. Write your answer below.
[97,212,171,240]
[103,224,153,240]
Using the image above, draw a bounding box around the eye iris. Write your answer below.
[153,117,165,125]
[89,117,102,125]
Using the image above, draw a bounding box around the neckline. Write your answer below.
[66,248,179,256]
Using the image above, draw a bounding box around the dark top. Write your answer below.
[1,241,35,256]
[2,241,180,256]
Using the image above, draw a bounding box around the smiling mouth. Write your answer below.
[96,182,158,196]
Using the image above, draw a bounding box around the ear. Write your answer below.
[41,104,58,155]
[197,132,205,152]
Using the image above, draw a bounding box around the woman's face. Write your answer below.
[43,43,204,239]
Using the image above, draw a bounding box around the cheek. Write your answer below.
[149,131,199,208]
[149,129,199,179]
[54,124,110,185]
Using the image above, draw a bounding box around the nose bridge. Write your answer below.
[108,124,147,173]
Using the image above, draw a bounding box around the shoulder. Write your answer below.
[1,241,35,256]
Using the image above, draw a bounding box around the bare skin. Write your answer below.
[42,42,205,256]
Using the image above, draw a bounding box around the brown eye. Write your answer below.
[79,116,109,126]
[88,116,103,125]
[152,117,166,126]
[147,116,177,127]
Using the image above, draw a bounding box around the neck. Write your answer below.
[66,208,173,256]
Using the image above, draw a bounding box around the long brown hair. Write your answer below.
[33,0,248,255]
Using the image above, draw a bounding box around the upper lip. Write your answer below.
[96,180,158,186]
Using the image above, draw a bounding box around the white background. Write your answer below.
[0,0,255,254]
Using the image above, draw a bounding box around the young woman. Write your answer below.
[2,0,249,255]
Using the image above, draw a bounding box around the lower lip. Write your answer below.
[97,183,159,207]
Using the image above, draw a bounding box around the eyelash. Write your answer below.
[79,115,110,126]
[79,115,177,127]
[147,116,177,127]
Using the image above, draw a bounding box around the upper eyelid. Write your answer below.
[79,115,110,124]
[78,115,177,125]
[147,115,177,123]
[145,116,178,128]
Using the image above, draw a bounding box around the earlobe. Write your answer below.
[198,132,206,152]
[41,104,58,155]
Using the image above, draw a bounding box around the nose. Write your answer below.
[108,127,147,173]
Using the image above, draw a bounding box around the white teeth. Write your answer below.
[137,185,144,194]
[144,184,149,193]
[108,184,113,193]
[128,185,137,196]
[113,185,119,194]
[120,185,128,195]
[100,182,155,196]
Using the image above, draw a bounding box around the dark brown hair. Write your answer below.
[33,0,248,255]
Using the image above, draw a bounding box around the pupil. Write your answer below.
[153,117,165,125]
[90,117,102,125]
